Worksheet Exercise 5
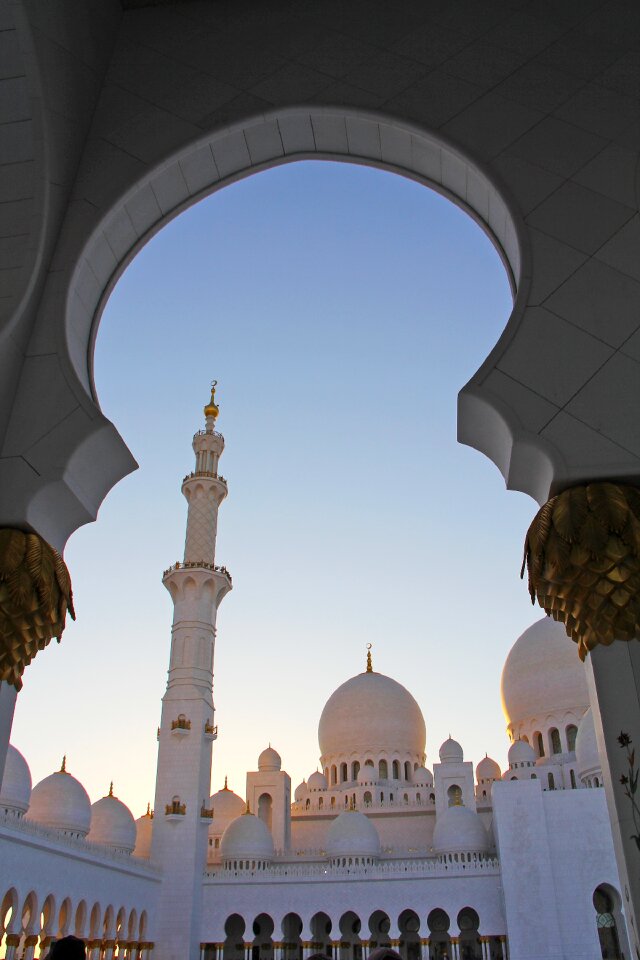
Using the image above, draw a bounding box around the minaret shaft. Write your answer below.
[152,386,231,960]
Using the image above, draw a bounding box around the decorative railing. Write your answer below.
[171,716,191,731]
[200,805,214,819]
[162,561,232,584]
[292,795,435,814]
[183,471,227,485]
[204,721,217,737]
[204,855,500,882]
[165,801,186,816]
[195,430,224,440]
[0,813,159,873]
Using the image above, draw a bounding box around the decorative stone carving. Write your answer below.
[0,529,75,689]
[522,483,640,659]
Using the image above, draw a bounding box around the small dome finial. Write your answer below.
[60,755,67,773]
[108,781,114,797]
[223,775,228,791]
[366,643,373,673]
[146,802,151,816]
[244,800,251,816]
[204,380,219,422]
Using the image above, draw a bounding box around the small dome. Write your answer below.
[576,708,602,783]
[26,761,91,837]
[326,811,381,859]
[508,739,536,766]
[294,780,307,802]
[87,786,136,853]
[134,806,154,858]
[319,670,426,761]
[258,746,281,772]
[308,770,328,792]
[220,812,274,861]
[501,617,589,730]
[210,782,246,820]
[0,745,31,815]
[476,756,501,782]
[433,805,490,855]
[439,738,463,763]
[412,766,433,785]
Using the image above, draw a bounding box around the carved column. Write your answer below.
[4,933,20,960]
[449,938,459,960]
[22,934,39,960]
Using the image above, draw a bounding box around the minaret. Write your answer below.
[152,384,231,960]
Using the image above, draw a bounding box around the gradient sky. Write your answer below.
[11,160,544,817]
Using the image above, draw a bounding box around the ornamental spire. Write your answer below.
[366,643,373,673]
[60,755,67,773]
[109,781,114,797]
[204,380,219,422]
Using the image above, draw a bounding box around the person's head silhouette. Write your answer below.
[48,936,86,959]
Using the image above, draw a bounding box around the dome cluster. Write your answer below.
[0,750,141,854]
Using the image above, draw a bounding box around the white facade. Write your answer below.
[0,408,628,960]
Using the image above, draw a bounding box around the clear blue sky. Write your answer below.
[12,160,542,816]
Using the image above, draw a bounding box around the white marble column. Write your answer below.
[480,938,489,960]
[450,938,459,960]
[586,641,640,957]
[420,939,429,960]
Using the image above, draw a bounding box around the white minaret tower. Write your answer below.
[152,383,231,960]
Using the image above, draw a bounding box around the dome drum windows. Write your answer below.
[549,728,562,755]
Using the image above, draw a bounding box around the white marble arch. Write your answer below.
[7,104,534,552]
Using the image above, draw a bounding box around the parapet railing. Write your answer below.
[162,561,232,584]
[182,471,227,484]
[0,812,159,873]
[204,855,500,882]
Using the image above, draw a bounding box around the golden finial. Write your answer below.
[223,775,229,791]
[243,800,252,816]
[108,781,114,797]
[60,755,67,773]
[349,796,357,811]
[204,380,219,421]
[366,643,373,673]
[146,802,151,816]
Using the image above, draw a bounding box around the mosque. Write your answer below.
[0,394,627,960]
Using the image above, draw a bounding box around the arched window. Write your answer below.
[570,768,577,789]
[330,796,336,808]
[330,765,337,785]
[324,767,329,781]
[429,793,434,803]
[305,798,310,809]
[447,784,463,806]
[258,793,273,831]
[404,761,411,780]
[534,732,545,758]
[566,724,578,751]
[550,728,562,755]
[531,773,537,779]
[364,791,372,805]
[351,761,360,780]
[392,760,400,779]
[416,792,421,803]
[340,762,348,782]
[318,797,323,809]
[521,734,529,743]
[594,886,624,959]
[595,777,600,787]
[403,793,409,803]
[379,759,388,779]
[380,791,384,803]
[548,772,555,790]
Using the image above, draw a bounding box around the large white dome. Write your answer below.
[0,745,31,815]
[87,787,136,853]
[318,670,426,760]
[26,762,91,837]
[501,617,589,728]
[476,756,501,783]
[326,811,381,859]
[210,783,245,820]
[433,805,490,856]
[220,813,274,861]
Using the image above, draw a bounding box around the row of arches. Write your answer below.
[518,724,578,759]
[208,909,506,960]
[301,792,436,812]
[326,762,424,786]
[0,888,150,959]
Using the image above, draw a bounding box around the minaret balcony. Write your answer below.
[204,721,218,741]
[181,470,228,503]
[171,715,191,736]
[200,804,215,820]
[165,798,187,819]
[183,470,227,486]
[162,561,232,587]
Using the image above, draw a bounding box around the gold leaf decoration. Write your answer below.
[522,483,640,661]
[0,529,75,690]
